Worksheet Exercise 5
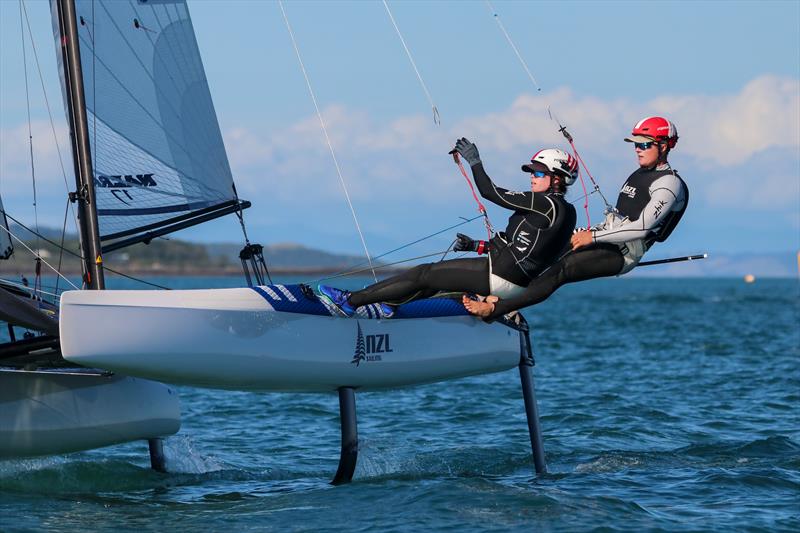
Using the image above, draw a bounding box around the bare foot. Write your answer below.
[462,294,498,317]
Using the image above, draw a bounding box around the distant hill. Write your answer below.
[2,224,376,275]
[205,242,373,269]
[8,223,67,241]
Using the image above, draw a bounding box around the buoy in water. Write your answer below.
[744,274,756,283]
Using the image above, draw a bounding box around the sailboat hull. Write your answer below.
[0,369,180,458]
[59,286,521,392]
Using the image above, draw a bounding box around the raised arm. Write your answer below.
[453,138,555,215]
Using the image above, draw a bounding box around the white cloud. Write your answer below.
[653,76,800,165]
[448,76,800,167]
[2,75,798,251]
[219,75,799,218]
[454,87,628,153]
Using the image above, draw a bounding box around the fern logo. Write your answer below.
[351,321,366,366]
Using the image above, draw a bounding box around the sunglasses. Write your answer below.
[532,170,551,178]
[634,141,658,150]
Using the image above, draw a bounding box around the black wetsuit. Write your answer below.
[487,163,687,320]
[349,163,576,307]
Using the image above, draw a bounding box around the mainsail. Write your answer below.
[50,0,243,249]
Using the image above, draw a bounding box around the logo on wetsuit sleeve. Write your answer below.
[621,185,637,198]
[653,199,667,218]
[351,321,393,366]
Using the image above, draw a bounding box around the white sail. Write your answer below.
[50,0,238,243]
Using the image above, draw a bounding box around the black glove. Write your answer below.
[453,137,481,167]
[454,233,489,254]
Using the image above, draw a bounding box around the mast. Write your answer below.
[54,0,104,290]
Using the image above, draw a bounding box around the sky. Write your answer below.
[1,0,799,264]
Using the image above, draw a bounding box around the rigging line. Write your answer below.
[0,225,79,290]
[383,1,495,238]
[568,187,600,205]
[381,0,440,125]
[54,199,70,298]
[19,1,79,232]
[310,213,484,284]
[4,211,84,261]
[484,0,542,93]
[0,278,63,300]
[439,238,457,262]
[309,249,463,284]
[569,137,592,227]
[278,0,377,283]
[3,211,170,291]
[484,1,611,221]
[548,108,612,211]
[452,153,494,239]
[232,187,251,244]
[19,0,40,257]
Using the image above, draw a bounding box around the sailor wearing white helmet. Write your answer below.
[318,138,577,317]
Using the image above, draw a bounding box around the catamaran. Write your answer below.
[2,0,547,483]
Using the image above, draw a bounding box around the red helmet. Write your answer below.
[625,116,678,149]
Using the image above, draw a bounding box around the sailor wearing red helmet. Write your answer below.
[318,139,577,317]
[463,116,688,320]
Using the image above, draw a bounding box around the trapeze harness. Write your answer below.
[591,164,688,273]
[347,162,576,307]
[485,164,688,320]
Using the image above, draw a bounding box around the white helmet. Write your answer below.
[521,148,579,186]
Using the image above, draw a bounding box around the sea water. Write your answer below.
[1,277,798,532]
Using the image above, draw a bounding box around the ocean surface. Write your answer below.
[1,276,798,532]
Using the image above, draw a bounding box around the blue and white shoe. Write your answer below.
[378,303,395,318]
[353,302,395,319]
[318,285,355,317]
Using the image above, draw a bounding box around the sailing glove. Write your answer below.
[453,137,481,167]
[454,233,489,254]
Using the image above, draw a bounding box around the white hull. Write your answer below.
[59,287,521,392]
[0,369,180,458]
